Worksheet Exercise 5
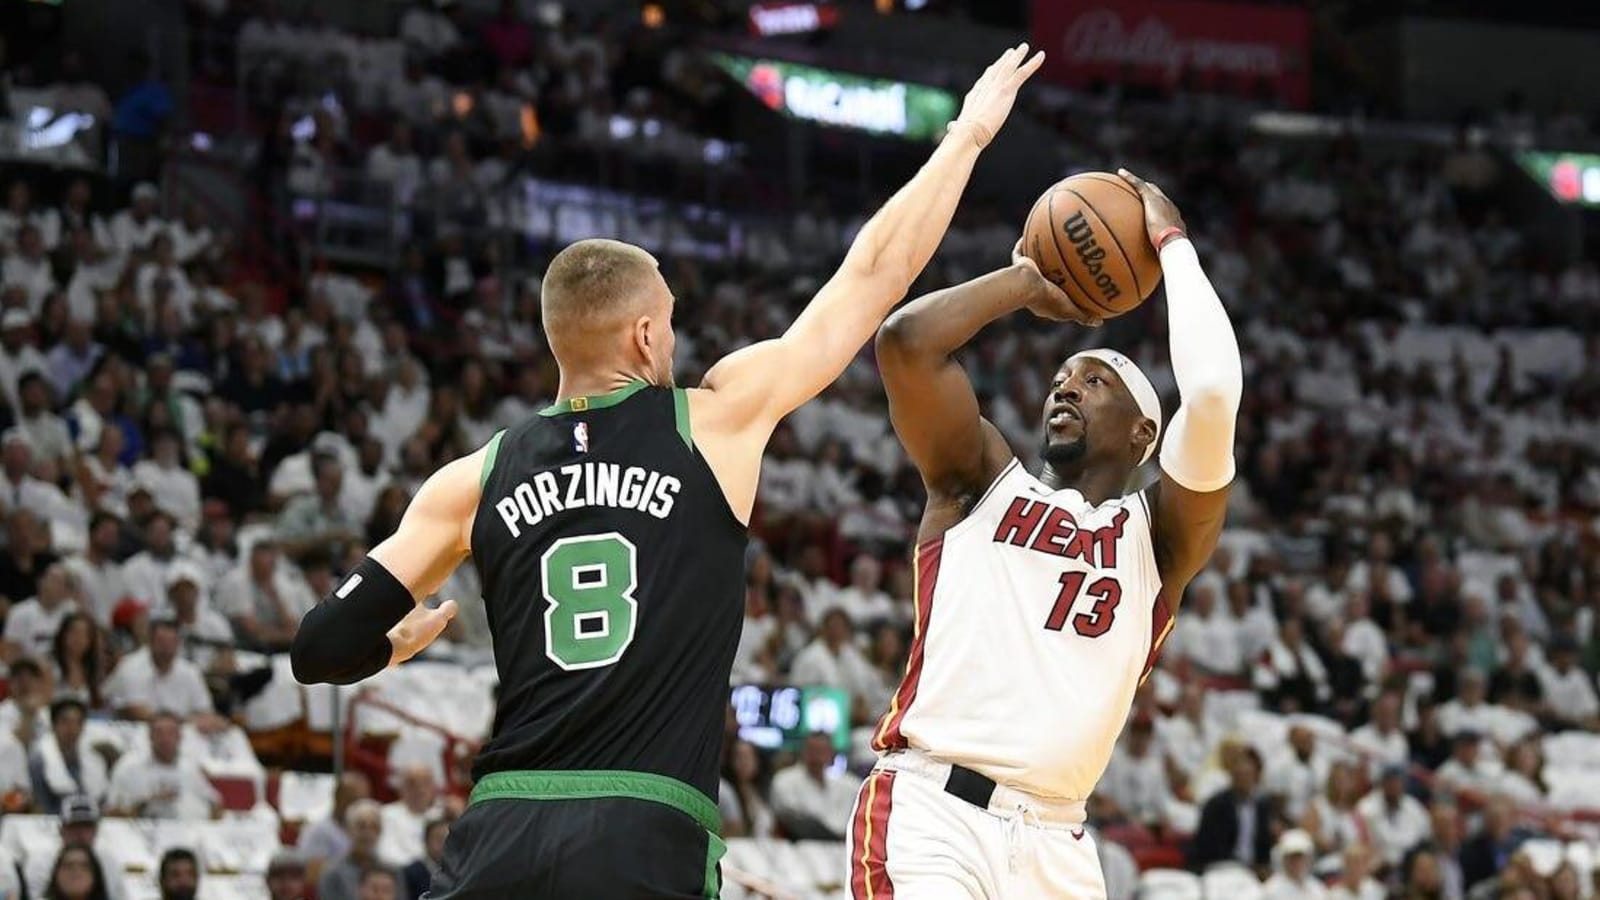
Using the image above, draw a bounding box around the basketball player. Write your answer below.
[850,171,1242,898]
[289,45,1046,899]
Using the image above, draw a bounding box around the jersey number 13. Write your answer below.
[1044,571,1122,638]
[540,532,639,670]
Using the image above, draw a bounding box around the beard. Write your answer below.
[1040,433,1087,467]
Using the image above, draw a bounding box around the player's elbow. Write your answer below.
[289,607,364,685]
[875,307,928,362]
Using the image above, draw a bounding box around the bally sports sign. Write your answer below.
[1033,0,1311,108]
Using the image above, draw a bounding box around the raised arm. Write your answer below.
[1119,170,1243,595]
[688,45,1044,521]
[877,255,1093,541]
[290,447,482,684]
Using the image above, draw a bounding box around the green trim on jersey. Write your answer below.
[539,381,650,417]
[672,389,694,451]
[469,769,721,835]
[480,430,506,489]
[703,832,726,898]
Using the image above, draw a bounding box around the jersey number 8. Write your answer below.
[541,532,640,670]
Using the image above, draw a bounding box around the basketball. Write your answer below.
[1021,172,1162,319]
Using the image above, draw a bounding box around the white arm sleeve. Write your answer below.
[1157,238,1242,493]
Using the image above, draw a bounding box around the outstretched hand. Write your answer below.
[387,599,458,667]
[1012,240,1102,327]
[950,43,1047,148]
[1117,168,1187,250]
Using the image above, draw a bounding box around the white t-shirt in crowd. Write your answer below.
[2,599,71,662]
[376,799,442,868]
[768,764,858,838]
[106,752,219,819]
[102,649,213,717]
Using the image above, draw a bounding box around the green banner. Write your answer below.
[714,53,958,142]
[1517,151,1600,207]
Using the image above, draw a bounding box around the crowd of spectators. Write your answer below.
[0,2,1596,899]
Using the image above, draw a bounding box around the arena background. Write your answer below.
[0,0,1596,897]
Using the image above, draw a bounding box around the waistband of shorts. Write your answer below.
[876,750,1087,827]
[470,769,721,835]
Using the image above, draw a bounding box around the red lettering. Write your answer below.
[1030,507,1076,556]
[1090,510,1129,568]
[994,497,1046,546]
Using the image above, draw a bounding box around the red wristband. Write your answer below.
[1155,226,1187,250]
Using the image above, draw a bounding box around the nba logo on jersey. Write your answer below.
[573,422,590,453]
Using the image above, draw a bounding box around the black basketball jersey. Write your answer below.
[468,382,747,800]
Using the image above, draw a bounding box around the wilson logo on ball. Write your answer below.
[1062,211,1122,303]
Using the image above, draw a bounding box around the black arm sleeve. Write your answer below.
[290,556,416,685]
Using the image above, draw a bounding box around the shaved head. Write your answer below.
[541,239,674,384]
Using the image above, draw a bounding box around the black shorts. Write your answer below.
[424,770,726,899]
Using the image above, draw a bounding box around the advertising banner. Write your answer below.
[1032,0,1311,107]
[1517,152,1600,208]
[713,53,958,142]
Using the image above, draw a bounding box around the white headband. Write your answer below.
[1067,349,1163,465]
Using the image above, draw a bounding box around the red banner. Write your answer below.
[1032,0,1311,108]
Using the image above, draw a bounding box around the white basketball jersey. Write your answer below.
[871,458,1174,801]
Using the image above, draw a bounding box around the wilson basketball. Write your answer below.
[1021,172,1162,319]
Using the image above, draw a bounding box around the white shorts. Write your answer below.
[844,751,1108,899]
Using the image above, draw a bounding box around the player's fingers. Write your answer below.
[1011,50,1046,84]
[1116,167,1147,192]
[435,599,459,621]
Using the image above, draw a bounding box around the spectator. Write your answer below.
[318,799,398,900]
[1189,744,1273,873]
[0,712,26,808]
[1399,845,1446,900]
[214,538,312,652]
[21,795,128,900]
[41,843,110,900]
[833,555,895,628]
[1495,739,1546,803]
[718,740,775,839]
[28,699,106,813]
[1264,724,1328,821]
[377,765,443,869]
[769,732,856,841]
[401,818,449,900]
[156,848,198,900]
[298,771,371,869]
[131,435,201,536]
[101,619,217,725]
[1428,800,1466,900]
[789,608,878,725]
[1356,765,1430,868]
[107,184,164,259]
[44,321,102,418]
[51,613,104,710]
[1327,844,1384,900]
[1254,617,1329,712]
[1435,732,1497,797]
[1537,636,1598,729]
[4,564,79,663]
[264,851,308,900]
[105,712,220,819]
[166,567,231,670]
[277,453,362,561]
[1459,796,1521,890]
[1097,711,1172,828]
[1299,760,1363,859]
[0,656,51,746]
[1166,580,1242,676]
[359,867,400,900]
[120,511,190,612]
[111,55,173,184]
[1349,689,1409,776]
[63,513,124,629]
[167,204,214,266]
[15,373,73,466]
[1262,829,1324,900]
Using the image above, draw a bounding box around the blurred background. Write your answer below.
[0,0,1597,897]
